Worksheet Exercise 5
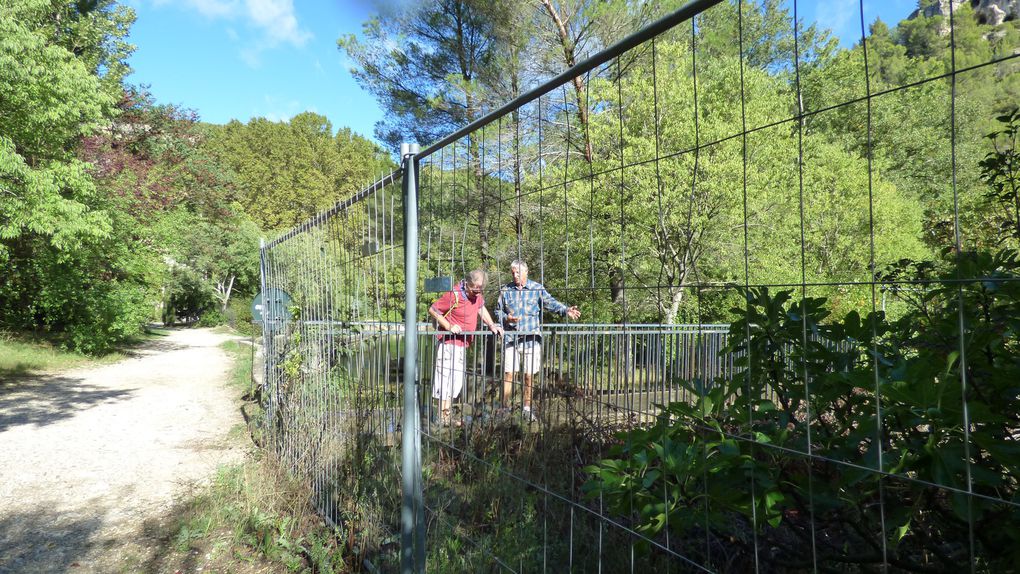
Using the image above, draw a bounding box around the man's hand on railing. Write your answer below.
[489,323,504,337]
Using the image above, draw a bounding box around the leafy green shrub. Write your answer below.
[583,250,1020,570]
[226,296,260,337]
[0,234,152,354]
[65,281,151,354]
[197,308,225,327]
[584,108,1020,572]
[163,265,215,325]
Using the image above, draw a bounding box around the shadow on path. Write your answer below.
[122,337,189,357]
[0,508,103,574]
[0,375,135,432]
[136,495,203,574]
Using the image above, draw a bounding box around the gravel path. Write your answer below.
[0,328,247,573]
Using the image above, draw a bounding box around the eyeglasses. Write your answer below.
[465,284,483,294]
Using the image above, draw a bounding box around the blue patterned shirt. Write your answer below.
[495,279,569,342]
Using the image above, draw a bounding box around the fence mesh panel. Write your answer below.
[261,0,1020,571]
[260,171,407,563]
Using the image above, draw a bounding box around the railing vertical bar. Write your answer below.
[400,143,424,574]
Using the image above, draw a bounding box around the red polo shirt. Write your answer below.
[430,282,485,347]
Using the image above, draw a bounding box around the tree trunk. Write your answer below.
[218,275,235,312]
[540,0,594,164]
[665,287,684,325]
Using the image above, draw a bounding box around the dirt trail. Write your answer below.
[0,328,247,573]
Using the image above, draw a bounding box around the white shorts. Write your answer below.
[432,342,466,400]
[503,340,541,375]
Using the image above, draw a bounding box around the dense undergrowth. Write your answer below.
[583,110,1020,572]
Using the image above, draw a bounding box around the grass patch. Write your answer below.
[220,334,269,448]
[0,331,123,379]
[140,325,173,339]
[221,338,257,396]
[147,456,353,574]
[0,324,177,380]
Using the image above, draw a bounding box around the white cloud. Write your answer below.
[259,95,303,122]
[245,0,311,47]
[176,0,239,19]
[156,0,312,66]
[829,2,858,40]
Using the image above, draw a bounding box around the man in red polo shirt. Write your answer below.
[427,269,503,426]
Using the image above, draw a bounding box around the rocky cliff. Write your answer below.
[910,0,1018,27]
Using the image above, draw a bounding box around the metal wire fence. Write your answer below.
[260,0,1020,571]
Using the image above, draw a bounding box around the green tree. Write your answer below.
[480,30,925,324]
[338,0,516,150]
[340,0,525,266]
[0,0,125,253]
[150,205,260,323]
[77,85,263,322]
[204,113,391,231]
[0,0,152,352]
[979,107,1020,244]
[582,106,1020,574]
[805,4,1020,251]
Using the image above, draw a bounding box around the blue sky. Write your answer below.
[124,0,920,151]
[126,0,385,141]
[801,0,919,48]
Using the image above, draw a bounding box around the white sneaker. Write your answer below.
[522,407,538,422]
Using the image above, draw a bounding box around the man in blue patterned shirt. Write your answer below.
[495,259,581,421]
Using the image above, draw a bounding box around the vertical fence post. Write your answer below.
[400,142,424,574]
[258,237,272,421]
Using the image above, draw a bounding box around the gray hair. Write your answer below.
[510,259,529,274]
[466,269,487,286]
